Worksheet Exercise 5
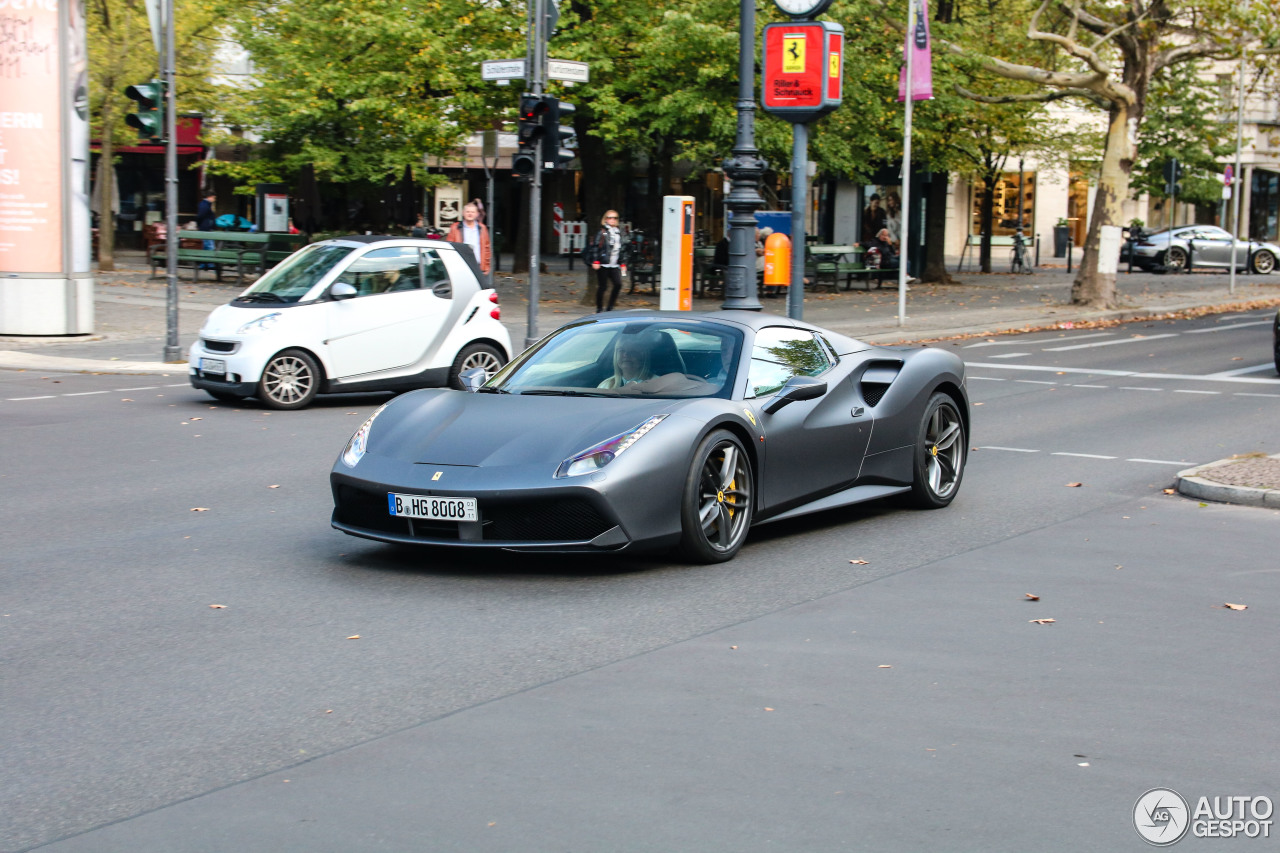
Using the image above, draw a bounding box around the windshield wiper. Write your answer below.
[236,292,285,303]
[517,389,610,397]
[475,386,509,394]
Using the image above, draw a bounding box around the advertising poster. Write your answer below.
[434,183,463,230]
[0,0,63,273]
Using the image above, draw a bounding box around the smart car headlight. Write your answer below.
[555,415,668,478]
[341,403,390,468]
[237,312,281,334]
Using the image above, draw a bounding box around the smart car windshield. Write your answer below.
[487,319,744,399]
[235,243,356,304]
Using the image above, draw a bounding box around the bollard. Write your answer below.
[763,232,791,298]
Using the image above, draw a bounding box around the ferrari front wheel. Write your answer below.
[679,430,753,563]
[908,393,966,509]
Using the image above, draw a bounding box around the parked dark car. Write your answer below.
[1120,225,1277,274]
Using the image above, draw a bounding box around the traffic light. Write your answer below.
[540,95,576,170]
[1162,159,1182,195]
[512,93,547,180]
[124,80,165,143]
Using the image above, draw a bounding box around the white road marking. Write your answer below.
[62,391,108,397]
[1015,379,1057,384]
[1119,386,1163,392]
[1043,333,1179,351]
[1184,320,1273,333]
[1071,384,1110,389]
[1173,389,1220,395]
[990,352,1031,359]
[964,332,1116,349]
[979,446,1040,452]
[1127,458,1189,465]
[114,386,159,391]
[1236,392,1280,398]
[7,395,55,401]
[1205,363,1277,377]
[1052,452,1116,459]
[967,376,1006,381]
[964,362,1280,385]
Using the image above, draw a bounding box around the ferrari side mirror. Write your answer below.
[458,368,488,392]
[762,375,827,414]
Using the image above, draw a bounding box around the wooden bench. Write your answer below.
[149,231,307,284]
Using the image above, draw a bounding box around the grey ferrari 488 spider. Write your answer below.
[331,311,970,563]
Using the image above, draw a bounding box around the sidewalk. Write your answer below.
[3,250,1278,372]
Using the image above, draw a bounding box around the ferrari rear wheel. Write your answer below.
[908,393,966,509]
[679,430,753,563]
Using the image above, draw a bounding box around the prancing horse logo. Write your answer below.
[432,471,443,481]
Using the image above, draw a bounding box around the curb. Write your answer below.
[0,350,183,376]
[1175,455,1280,509]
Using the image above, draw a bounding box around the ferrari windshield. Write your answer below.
[487,319,744,399]
[235,243,356,304]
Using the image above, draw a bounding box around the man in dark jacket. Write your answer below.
[196,191,216,267]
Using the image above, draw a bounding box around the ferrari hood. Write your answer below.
[375,390,695,468]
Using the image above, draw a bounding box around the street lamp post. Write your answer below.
[720,0,765,311]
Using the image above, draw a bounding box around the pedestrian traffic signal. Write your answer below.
[513,93,548,180]
[124,80,165,143]
[540,96,576,170]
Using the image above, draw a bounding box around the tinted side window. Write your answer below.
[746,327,832,398]
[334,247,423,296]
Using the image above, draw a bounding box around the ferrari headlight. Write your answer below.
[237,312,281,334]
[341,403,389,468]
[555,415,668,478]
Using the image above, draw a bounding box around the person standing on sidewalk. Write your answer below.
[196,189,217,269]
[588,210,628,312]
[444,201,491,274]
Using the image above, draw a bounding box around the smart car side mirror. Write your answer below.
[458,368,488,393]
[762,376,827,414]
[330,282,357,300]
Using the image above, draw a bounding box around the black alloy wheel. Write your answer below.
[1251,249,1276,275]
[449,343,506,389]
[908,392,966,509]
[258,349,320,410]
[679,430,753,563]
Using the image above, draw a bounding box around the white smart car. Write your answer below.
[188,236,513,409]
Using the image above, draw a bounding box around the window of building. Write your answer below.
[970,170,1036,237]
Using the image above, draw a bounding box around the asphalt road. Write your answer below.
[3,311,1278,852]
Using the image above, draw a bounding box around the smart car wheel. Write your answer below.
[1162,246,1187,272]
[1251,249,1276,275]
[449,343,505,389]
[679,430,753,563]
[258,349,319,410]
[908,393,966,509]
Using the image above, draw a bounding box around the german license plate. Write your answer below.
[388,493,477,522]
[200,357,226,374]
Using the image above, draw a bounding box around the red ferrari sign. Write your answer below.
[762,21,844,123]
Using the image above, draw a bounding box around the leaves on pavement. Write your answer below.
[1223,603,1247,611]
[1029,618,1056,624]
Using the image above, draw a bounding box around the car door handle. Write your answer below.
[852,406,865,418]
[432,282,453,299]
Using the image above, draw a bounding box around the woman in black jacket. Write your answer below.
[586,210,629,312]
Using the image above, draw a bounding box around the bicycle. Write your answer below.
[1010,229,1032,275]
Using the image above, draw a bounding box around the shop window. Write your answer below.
[970,171,1036,237]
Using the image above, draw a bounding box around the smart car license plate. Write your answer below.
[200,358,226,374]
[388,493,478,522]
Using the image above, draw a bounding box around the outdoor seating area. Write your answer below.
[148,231,307,284]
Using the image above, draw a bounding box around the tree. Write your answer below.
[921,0,1277,307]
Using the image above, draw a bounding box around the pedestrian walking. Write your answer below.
[444,201,491,274]
[586,210,629,312]
[196,189,217,268]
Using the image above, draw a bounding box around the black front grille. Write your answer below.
[335,486,612,543]
[861,382,890,406]
[483,497,613,542]
[202,339,237,353]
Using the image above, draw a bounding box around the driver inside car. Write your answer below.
[598,334,657,388]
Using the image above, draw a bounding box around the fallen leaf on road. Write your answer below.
[1025,594,1040,601]
[1066,482,1082,488]
[849,559,870,565]
[190,507,210,512]
[730,645,738,650]
[1231,357,1243,361]
[1224,603,1247,611]
[1029,618,1056,624]
[764,707,774,711]
[1163,488,1176,494]
[878,664,893,668]
[190,417,202,421]
[268,485,280,489]
[121,398,133,402]
[209,604,226,609]
[346,635,361,639]
[973,402,984,406]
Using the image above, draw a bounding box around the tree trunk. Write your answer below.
[978,176,995,273]
[921,171,954,284]
[1069,101,1135,308]
[97,119,116,272]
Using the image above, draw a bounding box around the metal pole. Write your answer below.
[1228,3,1249,295]
[897,0,914,328]
[788,123,807,320]
[162,0,180,362]
[720,0,765,311]
[524,0,546,347]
